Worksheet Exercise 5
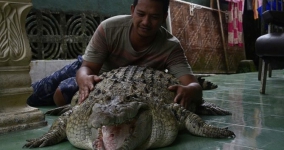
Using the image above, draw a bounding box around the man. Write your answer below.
[27,56,82,107]
[76,0,202,109]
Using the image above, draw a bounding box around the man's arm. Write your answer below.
[168,74,202,109]
[76,23,109,103]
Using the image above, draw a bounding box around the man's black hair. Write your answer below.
[133,0,170,14]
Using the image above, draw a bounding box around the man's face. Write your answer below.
[131,0,167,38]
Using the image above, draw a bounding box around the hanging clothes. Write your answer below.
[253,0,260,19]
[258,0,262,7]
[257,0,283,17]
[226,0,244,47]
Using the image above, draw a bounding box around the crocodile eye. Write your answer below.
[96,89,101,95]
[132,94,138,98]
[131,84,137,90]
[125,94,139,101]
[104,96,111,102]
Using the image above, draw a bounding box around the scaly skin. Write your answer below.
[24,66,235,150]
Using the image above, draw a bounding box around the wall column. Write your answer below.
[0,0,46,134]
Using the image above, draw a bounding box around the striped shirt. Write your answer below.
[83,15,192,78]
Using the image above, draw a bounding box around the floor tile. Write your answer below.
[1,70,284,150]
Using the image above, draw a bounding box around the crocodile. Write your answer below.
[24,66,235,150]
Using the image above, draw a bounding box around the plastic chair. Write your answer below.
[255,10,284,94]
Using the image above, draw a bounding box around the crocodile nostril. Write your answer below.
[144,87,149,93]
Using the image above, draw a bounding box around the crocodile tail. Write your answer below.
[45,104,73,115]
[44,91,77,116]
[196,76,218,90]
[184,111,235,138]
[195,101,232,115]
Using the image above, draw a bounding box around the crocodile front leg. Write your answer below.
[23,110,71,148]
[171,103,235,138]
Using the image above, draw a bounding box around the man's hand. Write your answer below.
[77,75,102,104]
[76,60,103,104]
[168,82,202,109]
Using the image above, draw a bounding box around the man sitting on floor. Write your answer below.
[27,55,217,107]
[27,56,82,107]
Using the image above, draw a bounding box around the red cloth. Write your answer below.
[226,0,244,47]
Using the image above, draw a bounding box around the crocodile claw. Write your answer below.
[23,138,49,148]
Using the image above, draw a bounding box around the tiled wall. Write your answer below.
[29,60,76,84]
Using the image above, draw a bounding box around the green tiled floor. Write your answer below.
[1,70,284,150]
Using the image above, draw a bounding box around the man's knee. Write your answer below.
[53,88,66,106]
[56,77,79,106]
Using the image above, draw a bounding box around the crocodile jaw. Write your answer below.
[91,111,152,150]
[93,119,136,150]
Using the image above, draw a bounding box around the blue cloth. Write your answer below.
[258,0,283,17]
[58,77,78,104]
[27,56,82,106]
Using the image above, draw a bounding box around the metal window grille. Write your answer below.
[26,9,108,60]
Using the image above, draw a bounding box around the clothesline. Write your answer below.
[177,0,228,14]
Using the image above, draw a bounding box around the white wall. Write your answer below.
[29,60,76,84]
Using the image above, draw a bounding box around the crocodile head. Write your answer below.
[88,95,152,150]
